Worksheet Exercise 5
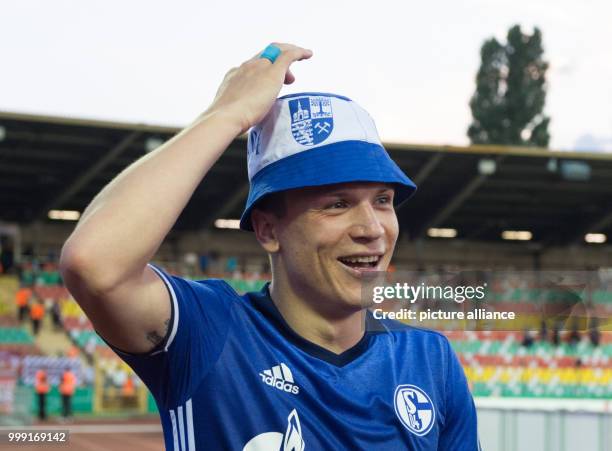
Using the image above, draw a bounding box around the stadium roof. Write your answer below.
[1,111,611,247]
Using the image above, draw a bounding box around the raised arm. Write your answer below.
[59,44,313,353]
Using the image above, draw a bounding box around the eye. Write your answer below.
[326,200,348,209]
[376,195,392,205]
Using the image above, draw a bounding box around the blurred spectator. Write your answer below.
[59,368,76,420]
[29,299,45,336]
[199,253,209,274]
[38,263,61,286]
[209,250,221,273]
[35,369,50,421]
[576,358,582,367]
[14,286,32,323]
[521,329,534,348]
[568,320,581,346]
[589,317,601,347]
[551,323,560,346]
[18,261,36,287]
[122,375,137,408]
[122,376,136,397]
[225,256,238,273]
[66,345,79,359]
[50,301,62,331]
[0,235,15,274]
[538,319,547,342]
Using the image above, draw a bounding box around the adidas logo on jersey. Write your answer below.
[259,363,300,395]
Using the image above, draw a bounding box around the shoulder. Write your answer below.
[150,265,241,305]
[379,317,450,341]
[376,318,453,356]
[190,278,241,299]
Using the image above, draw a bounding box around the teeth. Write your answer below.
[340,256,379,263]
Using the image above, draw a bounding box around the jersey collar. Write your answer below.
[247,283,385,367]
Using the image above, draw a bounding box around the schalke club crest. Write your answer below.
[289,96,333,146]
[394,384,436,436]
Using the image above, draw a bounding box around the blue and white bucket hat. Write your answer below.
[240,92,417,231]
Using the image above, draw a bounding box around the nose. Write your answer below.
[348,202,385,241]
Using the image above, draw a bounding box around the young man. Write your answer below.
[60,43,479,450]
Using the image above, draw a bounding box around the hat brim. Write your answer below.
[239,140,417,231]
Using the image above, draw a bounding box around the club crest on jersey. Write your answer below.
[394,384,435,436]
[289,96,333,146]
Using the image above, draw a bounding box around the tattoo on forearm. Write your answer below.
[146,318,171,346]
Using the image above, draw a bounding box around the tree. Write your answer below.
[468,25,550,147]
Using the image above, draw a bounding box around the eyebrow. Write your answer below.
[322,187,394,197]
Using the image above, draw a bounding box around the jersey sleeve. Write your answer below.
[438,338,481,451]
[107,264,235,408]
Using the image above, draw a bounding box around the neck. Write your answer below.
[268,278,366,355]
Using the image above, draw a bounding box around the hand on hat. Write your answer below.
[206,43,313,135]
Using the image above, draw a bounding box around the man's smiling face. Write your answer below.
[253,182,399,314]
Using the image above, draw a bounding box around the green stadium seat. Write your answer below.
[0,327,34,344]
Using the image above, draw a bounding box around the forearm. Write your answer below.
[60,43,313,291]
[61,109,242,288]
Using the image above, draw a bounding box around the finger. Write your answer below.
[272,50,312,86]
[249,43,312,65]
[246,43,287,63]
[274,46,313,67]
[272,48,313,82]
[269,42,312,55]
[284,69,295,85]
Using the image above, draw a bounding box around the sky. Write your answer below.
[2,0,611,151]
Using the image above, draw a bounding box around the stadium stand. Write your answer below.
[2,260,610,416]
[449,330,611,398]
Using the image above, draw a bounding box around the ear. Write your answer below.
[251,209,280,253]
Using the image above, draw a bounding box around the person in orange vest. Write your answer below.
[66,344,79,359]
[122,375,136,398]
[14,286,32,323]
[29,298,45,336]
[35,369,50,421]
[59,368,77,419]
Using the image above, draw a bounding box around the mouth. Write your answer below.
[337,254,383,273]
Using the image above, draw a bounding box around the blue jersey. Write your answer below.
[111,265,480,450]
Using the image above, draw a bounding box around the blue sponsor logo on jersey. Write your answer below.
[394,384,435,436]
[289,96,333,146]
